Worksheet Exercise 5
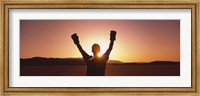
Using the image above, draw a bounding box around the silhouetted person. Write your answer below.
[71,30,116,76]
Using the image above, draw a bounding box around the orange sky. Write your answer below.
[20,20,180,62]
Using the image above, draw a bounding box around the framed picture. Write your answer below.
[0,0,199,95]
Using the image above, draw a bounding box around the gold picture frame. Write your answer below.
[0,0,199,95]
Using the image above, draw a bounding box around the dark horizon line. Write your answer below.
[20,56,180,64]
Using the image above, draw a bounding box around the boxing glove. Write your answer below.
[71,33,79,44]
[110,30,116,41]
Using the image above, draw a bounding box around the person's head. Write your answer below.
[92,43,100,56]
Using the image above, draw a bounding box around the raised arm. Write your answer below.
[71,33,90,61]
[104,41,114,56]
[104,30,116,56]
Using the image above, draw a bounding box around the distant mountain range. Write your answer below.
[20,57,179,66]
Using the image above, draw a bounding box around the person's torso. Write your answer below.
[86,56,108,76]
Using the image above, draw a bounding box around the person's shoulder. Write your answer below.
[102,53,109,57]
[102,54,109,60]
[87,56,93,61]
[83,55,92,61]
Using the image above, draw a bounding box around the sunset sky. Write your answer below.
[20,20,180,62]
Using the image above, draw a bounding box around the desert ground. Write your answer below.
[20,57,180,76]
